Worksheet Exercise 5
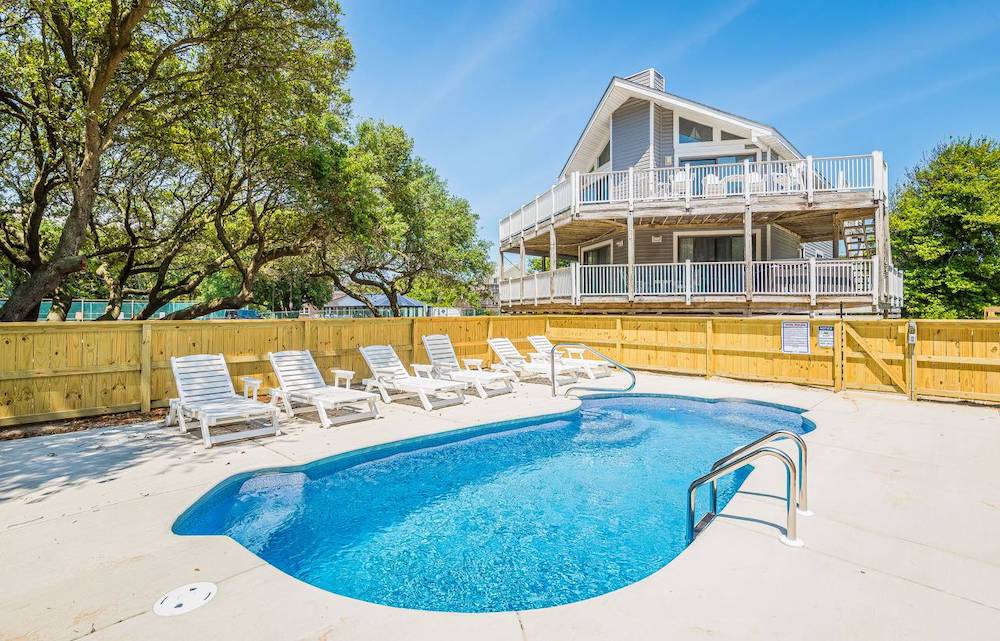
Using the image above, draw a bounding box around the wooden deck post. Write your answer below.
[519,238,526,304]
[626,211,635,302]
[744,205,753,301]
[140,322,152,413]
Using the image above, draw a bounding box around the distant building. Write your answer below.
[321,292,428,318]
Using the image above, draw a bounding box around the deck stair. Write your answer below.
[842,218,876,258]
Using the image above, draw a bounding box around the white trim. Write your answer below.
[579,239,614,265]
[671,228,762,263]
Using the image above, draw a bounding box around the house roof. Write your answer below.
[323,293,426,308]
[559,75,803,178]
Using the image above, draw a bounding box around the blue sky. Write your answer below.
[341,0,1000,248]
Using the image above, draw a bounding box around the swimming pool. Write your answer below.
[174,394,814,612]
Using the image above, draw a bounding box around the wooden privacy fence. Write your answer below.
[1,316,998,427]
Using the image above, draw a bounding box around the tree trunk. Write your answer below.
[46,287,73,321]
[96,263,124,320]
[0,124,101,321]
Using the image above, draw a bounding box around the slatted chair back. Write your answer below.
[487,338,525,366]
[269,350,326,394]
[422,334,460,369]
[171,354,238,404]
[359,345,409,381]
[527,335,555,356]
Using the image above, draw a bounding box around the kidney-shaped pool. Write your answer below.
[173,393,814,612]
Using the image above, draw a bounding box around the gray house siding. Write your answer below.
[611,98,650,171]
[654,105,674,167]
[768,224,801,259]
[624,69,664,90]
[801,240,834,259]
[598,226,771,264]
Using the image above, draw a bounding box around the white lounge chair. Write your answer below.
[487,338,579,384]
[421,334,514,398]
[268,350,379,427]
[167,353,280,448]
[360,345,466,411]
[526,335,614,380]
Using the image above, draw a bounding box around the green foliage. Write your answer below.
[317,120,492,314]
[528,257,572,272]
[890,138,1000,318]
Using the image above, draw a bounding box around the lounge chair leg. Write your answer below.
[177,409,188,434]
[315,402,331,428]
[272,409,281,435]
[417,389,433,411]
[282,393,294,417]
[164,400,176,428]
[456,388,466,404]
[200,418,213,448]
[368,398,380,419]
[474,381,487,399]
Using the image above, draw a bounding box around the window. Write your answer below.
[721,130,744,141]
[679,117,712,143]
[597,142,610,168]
[581,241,612,265]
[678,235,755,262]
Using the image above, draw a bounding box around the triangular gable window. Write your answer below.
[679,117,712,143]
[721,130,744,141]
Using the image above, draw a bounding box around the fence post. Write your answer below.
[833,319,844,392]
[705,319,714,378]
[140,322,152,412]
[411,318,420,366]
[907,319,917,401]
[615,317,623,361]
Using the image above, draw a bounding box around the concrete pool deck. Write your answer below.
[1,372,998,641]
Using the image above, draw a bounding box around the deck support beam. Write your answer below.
[519,238,526,304]
[744,205,753,301]
[549,226,557,303]
[627,210,635,301]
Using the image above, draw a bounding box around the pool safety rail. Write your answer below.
[687,440,807,548]
[711,430,810,516]
[549,343,636,397]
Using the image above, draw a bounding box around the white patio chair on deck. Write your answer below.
[268,350,379,427]
[167,353,280,448]
[359,345,466,411]
[421,334,514,398]
[487,338,579,384]
[526,335,614,380]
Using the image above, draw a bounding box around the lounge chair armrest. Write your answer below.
[462,358,483,370]
[411,363,435,379]
[528,351,553,363]
[240,376,263,400]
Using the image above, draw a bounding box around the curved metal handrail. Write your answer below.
[547,342,636,397]
[687,446,803,548]
[710,430,810,515]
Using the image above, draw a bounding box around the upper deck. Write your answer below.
[499,153,886,251]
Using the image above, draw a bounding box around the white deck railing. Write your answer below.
[499,153,882,243]
[499,257,900,307]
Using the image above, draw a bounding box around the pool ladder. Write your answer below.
[687,430,810,548]
[548,343,636,398]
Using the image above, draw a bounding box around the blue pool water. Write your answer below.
[174,394,813,612]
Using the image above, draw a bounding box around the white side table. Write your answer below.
[240,376,262,400]
[330,369,355,389]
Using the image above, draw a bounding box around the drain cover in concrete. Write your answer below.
[153,582,217,616]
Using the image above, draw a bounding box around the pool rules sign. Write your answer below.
[781,321,811,354]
